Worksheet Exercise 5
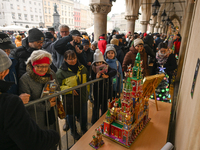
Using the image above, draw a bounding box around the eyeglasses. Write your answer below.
[34,65,49,69]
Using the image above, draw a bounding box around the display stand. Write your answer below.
[143,74,165,111]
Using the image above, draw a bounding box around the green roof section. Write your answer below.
[111,122,123,128]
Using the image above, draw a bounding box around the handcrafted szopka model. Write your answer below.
[89,130,104,149]
[97,53,151,148]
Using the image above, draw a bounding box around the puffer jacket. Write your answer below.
[56,61,89,115]
[10,38,38,79]
[122,46,149,77]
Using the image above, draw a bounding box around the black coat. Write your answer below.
[152,53,177,76]
[0,80,60,150]
[54,35,87,67]
[114,45,124,66]
[83,48,94,71]
[143,35,156,59]
[10,38,37,79]
[42,38,53,53]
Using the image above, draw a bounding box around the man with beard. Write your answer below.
[10,28,45,79]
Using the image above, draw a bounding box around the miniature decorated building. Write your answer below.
[101,53,151,148]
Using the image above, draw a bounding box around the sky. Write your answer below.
[80,0,126,17]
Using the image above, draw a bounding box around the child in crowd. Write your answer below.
[104,44,123,98]
[152,42,177,86]
[91,49,117,124]
[122,38,150,77]
[56,50,89,140]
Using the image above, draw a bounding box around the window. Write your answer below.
[12,13,15,19]
[48,2,50,6]
[49,16,51,22]
[48,8,50,14]
[45,15,47,22]
[29,1,31,4]
[39,9,41,13]
[35,8,37,13]
[18,13,22,20]
[40,16,42,22]
[16,0,19,1]
[62,11,63,15]
[24,14,27,20]
[44,1,46,5]
[23,0,25,3]
[2,3,4,9]
[10,4,13,9]
[24,6,26,11]
[35,15,38,21]
[45,8,47,13]
[69,19,70,24]
[30,7,32,12]
[68,7,70,11]
[34,2,36,5]
[62,18,64,23]
[62,5,63,9]
[65,11,66,16]
[65,18,67,23]
[17,5,20,10]
[65,6,66,9]
[31,15,34,21]
[38,3,40,6]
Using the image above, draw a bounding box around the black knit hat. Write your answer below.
[28,28,45,42]
[0,32,16,49]
[45,32,54,39]
[82,38,89,46]
[70,30,82,37]
[116,34,122,39]
[48,27,55,32]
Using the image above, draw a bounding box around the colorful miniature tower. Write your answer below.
[131,53,143,98]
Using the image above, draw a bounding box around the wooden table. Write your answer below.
[71,100,172,150]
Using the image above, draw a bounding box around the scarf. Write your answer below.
[65,61,79,74]
[156,50,170,65]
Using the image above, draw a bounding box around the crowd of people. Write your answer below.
[0,25,180,149]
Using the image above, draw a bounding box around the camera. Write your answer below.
[73,41,83,50]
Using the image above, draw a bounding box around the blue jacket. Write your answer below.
[4,57,18,95]
[105,58,123,93]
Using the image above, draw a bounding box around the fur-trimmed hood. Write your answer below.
[26,62,51,84]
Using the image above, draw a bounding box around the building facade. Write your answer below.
[74,0,81,30]
[43,0,74,29]
[0,0,44,28]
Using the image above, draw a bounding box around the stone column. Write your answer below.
[149,24,155,33]
[125,15,137,34]
[154,25,159,33]
[125,0,140,34]
[90,1,112,41]
[158,27,162,33]
[140,21,149,33]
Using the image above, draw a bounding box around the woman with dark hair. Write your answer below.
[152,42,177,85]
[56,50,89,140]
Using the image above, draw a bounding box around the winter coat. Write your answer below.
[56,61,89,115]
[10,38,38,79]
[98,39,107,55]
[152,53,177,77]
[113,45,124,66]
[54,35,87,68]
[155,37,163,47]
[4,57,18,95]
[91,63,117,102]
[143,35,156,59]
[83,48,94,71]
[0,80,60,150]
[105,58,123,93]
[42,38,53,53]
[122,46,149,77]
[15,38,22,47]
[19,63,59,130]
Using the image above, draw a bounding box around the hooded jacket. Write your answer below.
[42,38,53,53]
[19,63,59,130]
[10,38,38,78]
[122,46,149,77]
[0,80,60,150]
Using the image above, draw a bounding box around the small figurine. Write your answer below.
[89,130,104,149]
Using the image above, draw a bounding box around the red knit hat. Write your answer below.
[32,57,50,66]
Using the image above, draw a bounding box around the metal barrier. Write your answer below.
[24,73,122,150]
